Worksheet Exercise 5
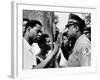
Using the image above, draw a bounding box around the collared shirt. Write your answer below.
[31,43,41,55]
[67,34,91,67]
[23,38,37,69]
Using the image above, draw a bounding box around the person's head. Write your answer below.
[66,14,86,39]
[38,34,51,51]
[24,20,42,43]
[23,18,29,34]
[84,27,91,40]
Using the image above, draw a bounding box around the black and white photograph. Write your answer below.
[11,2,97,78]
[0,0,100,79]
[23,10,91,69]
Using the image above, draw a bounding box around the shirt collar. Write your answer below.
[23,38,31,50]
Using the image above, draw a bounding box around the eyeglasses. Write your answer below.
[66,22,78,29]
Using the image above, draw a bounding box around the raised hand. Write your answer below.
[53,32,63,53]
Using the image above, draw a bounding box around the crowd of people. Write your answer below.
[23,13,91,69]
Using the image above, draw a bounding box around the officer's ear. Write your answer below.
[74,24,79,32]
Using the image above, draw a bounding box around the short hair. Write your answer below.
[66,14,86,33]
[25,20,42,33]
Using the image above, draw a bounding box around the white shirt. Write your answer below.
[23,38,37,69]
[31,43,41,55]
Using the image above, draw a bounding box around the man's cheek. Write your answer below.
[32,34,36,39]
[33,33,37,37]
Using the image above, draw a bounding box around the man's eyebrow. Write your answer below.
[38,30,42,32]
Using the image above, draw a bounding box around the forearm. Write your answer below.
[33,50,57,69]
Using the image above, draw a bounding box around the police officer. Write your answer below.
[65,13,91,67]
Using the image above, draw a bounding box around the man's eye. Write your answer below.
[37,30,42,33]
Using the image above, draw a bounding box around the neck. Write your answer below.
[76,31,82,40]
[24,32,34,45]
[24,32,29,43]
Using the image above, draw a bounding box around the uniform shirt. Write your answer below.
[23,38,37,69]
[67,34,91,67]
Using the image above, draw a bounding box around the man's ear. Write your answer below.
[75,25,79,32]
[26,26,31,33]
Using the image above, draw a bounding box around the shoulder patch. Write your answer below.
[82,48,90,55]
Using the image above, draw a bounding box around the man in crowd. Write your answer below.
[23,20,61,69]
[62,14,91,67]
[23,20,42,69]
[84,27,91,41]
